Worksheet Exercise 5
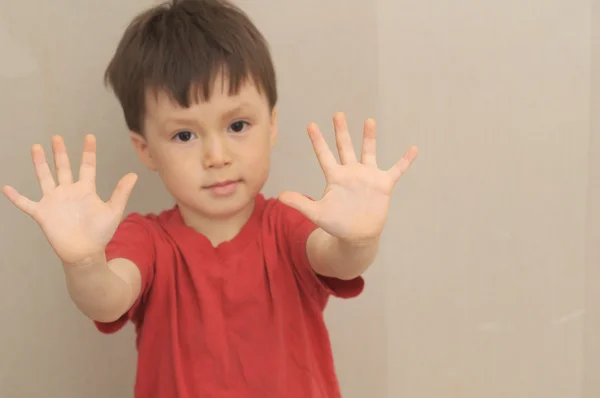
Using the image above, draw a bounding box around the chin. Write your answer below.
[201,193,257,219]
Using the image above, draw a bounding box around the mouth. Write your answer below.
[203,179,242,196]
[204,179,241,189]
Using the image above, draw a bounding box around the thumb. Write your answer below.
[278,191,319,222]
[108,173,138,215]
[2,185,37,219]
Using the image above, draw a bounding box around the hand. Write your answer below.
[3,135,138,266]
[279,112,418,243]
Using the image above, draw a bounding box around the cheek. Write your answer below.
[241,141,270,168]
[155,152,199,184]
[235,139,271,179]
[244,152,271,186]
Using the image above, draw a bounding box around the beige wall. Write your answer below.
[0,1,597,397]
[584,0,600,397]
[379,1,591,397]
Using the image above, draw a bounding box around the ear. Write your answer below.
[130,131,157,171]
[269,107,279,149]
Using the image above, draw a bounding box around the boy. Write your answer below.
[3,0,417,396]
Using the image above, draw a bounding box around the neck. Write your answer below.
[177,199,256,246]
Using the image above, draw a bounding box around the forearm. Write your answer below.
[307,228,380,280]
[63,253,134,323]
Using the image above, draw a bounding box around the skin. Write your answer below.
[2,75,418,322]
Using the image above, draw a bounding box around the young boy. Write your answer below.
[3,0,417,396]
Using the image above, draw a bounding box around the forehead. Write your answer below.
[144,76,269,125]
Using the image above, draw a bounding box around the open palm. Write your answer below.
[3,135,137,266]
[279,112,418,243]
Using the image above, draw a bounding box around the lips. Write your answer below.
[203,179,241,197]
[205,180,239,189]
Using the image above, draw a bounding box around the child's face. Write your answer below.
[131,76,278,220]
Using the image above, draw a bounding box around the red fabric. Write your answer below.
[95,194,364,398]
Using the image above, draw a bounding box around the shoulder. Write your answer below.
[119,207,179,230]
[260,196,318,242]
[110,207,180,246]
[107,207,181,265]
[261,196,311,225]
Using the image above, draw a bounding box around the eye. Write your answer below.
[228,121,250,134]
[173,130,195,142]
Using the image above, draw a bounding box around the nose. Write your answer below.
[202,133,232,169]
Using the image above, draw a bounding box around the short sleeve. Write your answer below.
[276,200,364,303]
[94,213,156,334]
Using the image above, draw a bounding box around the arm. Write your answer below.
[2,135,141,325]
[306,228,379,280]
[63,255,142,323]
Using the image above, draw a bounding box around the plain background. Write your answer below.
[0,0,598,397]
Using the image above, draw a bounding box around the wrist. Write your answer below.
[333,235,380,279]
[62,250,108,275]
[336,235,381,251]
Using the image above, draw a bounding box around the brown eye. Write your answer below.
[228,121,249,133]
[173,131,194,142]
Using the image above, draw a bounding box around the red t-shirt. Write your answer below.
[95,194,364,398]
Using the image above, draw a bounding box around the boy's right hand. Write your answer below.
[3,134,138,267]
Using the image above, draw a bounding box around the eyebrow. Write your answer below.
[221,102,256,120]
[161,115,199,130]
[160,101,257,130]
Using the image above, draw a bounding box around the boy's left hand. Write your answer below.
[279,112,418,244]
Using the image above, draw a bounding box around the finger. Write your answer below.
[31,144,56,194]
[307,123,338,175]
[333,112,357,164]
[108,173,138,215]
[2,185,38,217]
[278,191,320,223]
[79,134,97,183]
[360,118,377,166]
[387,146,419,182]
[51,136,74,185]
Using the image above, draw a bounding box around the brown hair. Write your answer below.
[104,0,277,134]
